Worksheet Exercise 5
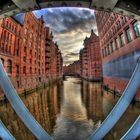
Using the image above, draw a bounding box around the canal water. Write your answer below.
[0,76,140,140]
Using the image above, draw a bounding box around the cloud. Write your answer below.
[33,7,98,65]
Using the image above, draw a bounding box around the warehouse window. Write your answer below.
[133,21,140,37]
[126,28,132,42]
[7,60,12,74]
[120,33,124,46]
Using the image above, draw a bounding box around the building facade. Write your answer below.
[0,12,63,98]
[80,30,102,81]
[0,17,21,96]
[95,11,140,101]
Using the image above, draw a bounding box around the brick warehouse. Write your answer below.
[80,30,102,81]
[95,11,140,101]
[0,12,63,98]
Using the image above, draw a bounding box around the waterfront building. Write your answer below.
[0,17,21,96]
[95,11,140,101]
[80,30,102,81]
[19,12,47,92]
[0,12,63,98]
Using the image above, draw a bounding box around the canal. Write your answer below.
[0,76,140,140]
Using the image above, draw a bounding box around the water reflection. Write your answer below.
[0,85,60,140]
[0,76,139,140]
[52,78,93,140]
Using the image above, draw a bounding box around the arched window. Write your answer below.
[5,45,8,53]
[16,65,19,75]
[23,66,26,74]
[7,60,12,74]
[1,43,4,53]
[7,32,9,42]
[3,30,6,40]
[1,58,4,66]
[9,23,11,29]
[10,35,12,44]
[6,21,8,27]
[30,67,32,74]
[9,46,11,54]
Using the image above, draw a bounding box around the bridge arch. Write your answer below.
[0,0,140,20]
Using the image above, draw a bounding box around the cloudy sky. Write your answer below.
[33,8,98,65]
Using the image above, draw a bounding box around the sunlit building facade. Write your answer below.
[80,30,102,81]
[0,12,63,98]
[95,11,140,101]
[0,17,21,95]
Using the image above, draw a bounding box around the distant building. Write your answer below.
[80,30,102,81]
[63,60,81,76]
[95,11,140,101]
[0,12,63,98]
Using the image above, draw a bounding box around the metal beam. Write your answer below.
[113,0,140,21]
[39,1,90,9]
[0,1,20,19]
[90,0,119,10]
[0,120,16,140]
[0,60,53,140]
[11,0,39,11]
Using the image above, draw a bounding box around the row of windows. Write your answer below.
[101,17,130,45]
[23,66,44,75]
[102,21,140,57]
[5,20,17,34]
[1,59,44,75]
[1,43,20,56]
[2,30,13,44]
[1,59,13,74]
[1,43,12,54]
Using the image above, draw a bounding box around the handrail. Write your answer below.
[0,60,53,140]
[0,120,15,140]
[120,115,140,140]
[88,57,140,140]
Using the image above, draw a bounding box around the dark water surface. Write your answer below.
[0,77,140,140]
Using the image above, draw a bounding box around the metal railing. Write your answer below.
[0,120,15,140]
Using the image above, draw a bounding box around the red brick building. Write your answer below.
[80,30,102,81]
[0,12,63,98]
[63,60,80,76]
[95,11,140,101]
[19,12,47,92]
[0,17,21,95]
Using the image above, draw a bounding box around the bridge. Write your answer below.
[0,0,140,20]
[0,1,140,139]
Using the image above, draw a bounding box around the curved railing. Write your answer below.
[0,120,15,140]
[120,115,140,140]
[0,60,53,140]
[88,58,140,140]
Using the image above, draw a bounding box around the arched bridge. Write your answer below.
[0,0,140,19]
